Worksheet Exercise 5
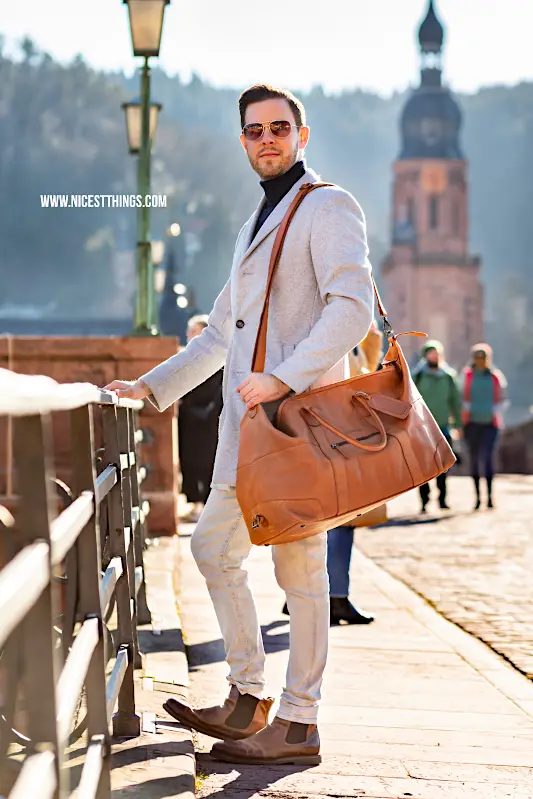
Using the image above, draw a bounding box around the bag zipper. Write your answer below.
[331,431,380,449]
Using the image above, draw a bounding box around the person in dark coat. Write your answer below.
[179,315,223,523]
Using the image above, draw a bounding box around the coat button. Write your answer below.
[236,320,245,329]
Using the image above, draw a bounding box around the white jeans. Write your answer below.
[190,486,329,724]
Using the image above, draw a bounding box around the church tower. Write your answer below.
[381,0,483,368]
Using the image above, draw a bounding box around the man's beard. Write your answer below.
[249,142,299,180]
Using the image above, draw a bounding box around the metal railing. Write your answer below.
[0,370,152,798]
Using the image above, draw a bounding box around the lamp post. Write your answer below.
[123,0,170,335]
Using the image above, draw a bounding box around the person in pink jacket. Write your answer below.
[461,343,508,510]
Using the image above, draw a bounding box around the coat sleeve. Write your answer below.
[271,190,374,393]
[139,278,232,412]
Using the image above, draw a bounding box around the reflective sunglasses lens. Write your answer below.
[270,120,292,138]
[244,124,263,141]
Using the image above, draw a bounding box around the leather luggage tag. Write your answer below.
[366,394,410,419]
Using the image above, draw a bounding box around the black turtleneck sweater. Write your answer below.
[251,160,306,241]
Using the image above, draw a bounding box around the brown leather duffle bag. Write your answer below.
[236,182,456,546]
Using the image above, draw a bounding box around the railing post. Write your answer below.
[129,409,152,626]
[101,406,140,738]
[12,414,63,797]
[119,408,141,670]
[70,405,111,798]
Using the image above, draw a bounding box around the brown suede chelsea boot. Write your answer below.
[163,686,274,741]
[210,716,321,765]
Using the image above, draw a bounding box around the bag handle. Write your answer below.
[301,392,388,452]
[251,182,394,374]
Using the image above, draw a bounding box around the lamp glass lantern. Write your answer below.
[123,0,170,57]
[122,99,162,154]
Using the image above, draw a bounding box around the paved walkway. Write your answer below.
[358,475,533,680]
[177,511,533,799]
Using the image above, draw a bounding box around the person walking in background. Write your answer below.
[412,340,462,513]
[179,315,223,523]
[327,320,384,623]
[461,343,508,510]
[282,321,383,625]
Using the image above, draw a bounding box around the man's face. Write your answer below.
[240,98,310,180]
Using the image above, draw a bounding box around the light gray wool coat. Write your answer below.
[140,167,375,486]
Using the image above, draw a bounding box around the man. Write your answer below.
[106,84,373,765]
[412,340,462,513]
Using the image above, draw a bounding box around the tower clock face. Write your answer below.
[420,118,443,145]
[421,164,448,193]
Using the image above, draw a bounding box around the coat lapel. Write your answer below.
[237,199,265,262]
[237,168,320,269]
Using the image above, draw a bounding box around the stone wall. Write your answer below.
[0,336,180,534]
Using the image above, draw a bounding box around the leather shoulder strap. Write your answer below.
[251,182,391,373]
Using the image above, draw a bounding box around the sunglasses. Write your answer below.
[242,120,299,141]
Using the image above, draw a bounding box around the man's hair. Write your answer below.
[188,314,209,330]
[238,84,306,130]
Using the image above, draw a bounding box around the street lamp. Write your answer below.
[123,0,171,336]
[122,98,162,155]
[124,0,169,56]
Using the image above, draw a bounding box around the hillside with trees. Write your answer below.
[1,37,532,400]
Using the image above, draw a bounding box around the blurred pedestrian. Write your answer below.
[412,340,462,513]
[328,321,385,623]
[461,343,508,510]
[179,315,223,523]
[282,321,383,625]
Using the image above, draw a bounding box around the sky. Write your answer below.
[1,0,532,96]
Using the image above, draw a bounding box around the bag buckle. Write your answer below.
[382,317,395,339]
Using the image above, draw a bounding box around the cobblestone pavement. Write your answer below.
[357,475,533,681]
[177,520,533,799]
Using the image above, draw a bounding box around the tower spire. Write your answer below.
[418,0,444,86]
[418,0,444,54]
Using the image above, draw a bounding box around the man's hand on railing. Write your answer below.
[104,379,151,401]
